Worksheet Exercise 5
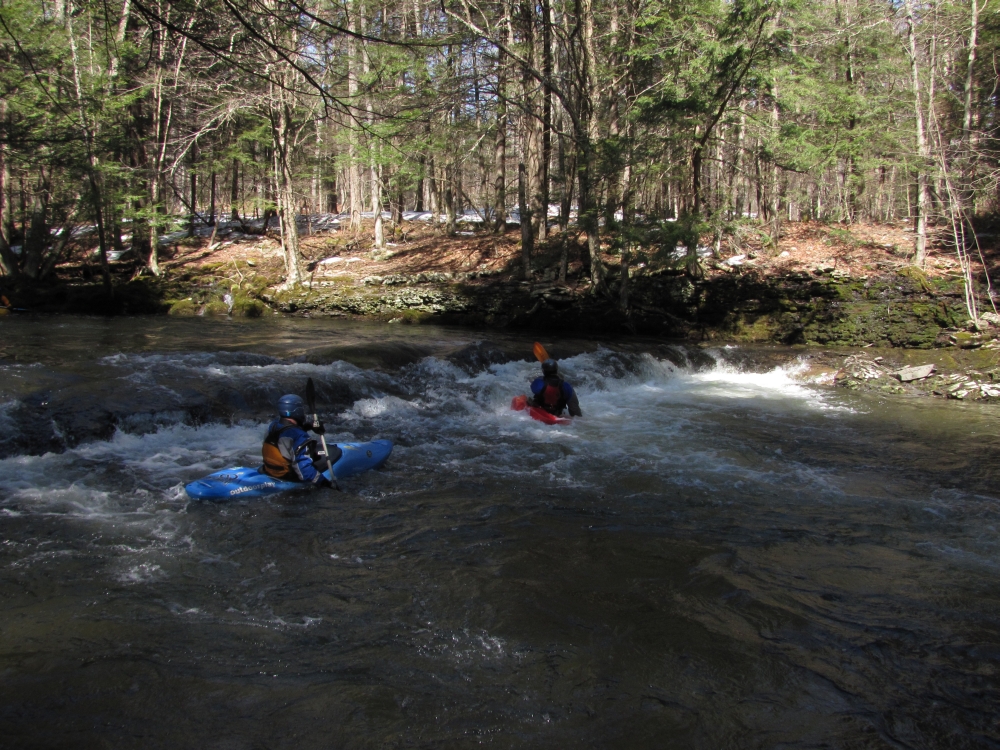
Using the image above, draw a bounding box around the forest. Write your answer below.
[0,0,997,316]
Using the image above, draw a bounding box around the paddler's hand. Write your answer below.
[308,420,325,435]
[317,475,342,492]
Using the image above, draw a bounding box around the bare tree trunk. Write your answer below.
[519,159,532,278]
[188,139,198,237]
[903,0,930,267]
[348,1,363,231]
[768,83,781,244]
[270,78,304,287]
[493,48,508,233]
[145,10,185,277]
[507,2,537,257]
[539,0,552,243]
[209,171,216,226]
[960,0,981,215]
[557,139,575,284]
[0,98,18,276]
[731,111,746,220]
[230,158,239,221]
[372,162,385,249]
[445,161,457,234]
[67,1,112,295]
[516,0,543,246]
[312,119,322,214]
[415,156,425,212]
[108,0,131,79]
[580,0,606,290]
[428,155,438,214]
[619,158,633,313]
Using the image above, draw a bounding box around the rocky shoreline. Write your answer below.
[789,347,1000,403]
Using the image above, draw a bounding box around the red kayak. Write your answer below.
[511,395,571,425]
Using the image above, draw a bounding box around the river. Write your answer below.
[1,316,997,748]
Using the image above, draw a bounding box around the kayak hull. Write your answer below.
[511,395,571,425]
[185,439,393,500]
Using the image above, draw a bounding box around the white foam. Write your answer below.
[0,347,852,523]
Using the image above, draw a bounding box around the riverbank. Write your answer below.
[2,218,998,406]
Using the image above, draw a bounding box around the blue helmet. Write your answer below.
[278,393,307,422]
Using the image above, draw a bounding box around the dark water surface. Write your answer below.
[1,317,998,749]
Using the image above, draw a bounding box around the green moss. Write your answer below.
[395,309,433,325]
[168,298,199,316]
[952,331,978,348]
[203,300,230,316]
[830,282,859,302]
[246,275,274,296]
[231,295,266,317]
[878,384,906,394]
[897,265,933,292]
[731,314,779,342]
[325,273,354,284]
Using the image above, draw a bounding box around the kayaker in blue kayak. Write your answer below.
[261,394,341,487]
[531,359,582,417]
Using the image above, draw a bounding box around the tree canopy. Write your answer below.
[1,0,997,298]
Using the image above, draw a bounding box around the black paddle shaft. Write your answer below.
[306,377,317,413]
[305,378,341,491]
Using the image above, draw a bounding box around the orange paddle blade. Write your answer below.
[511,395,527,411]
[1,296,9,308]
[532,341,549,362]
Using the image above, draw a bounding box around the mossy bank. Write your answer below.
[263,265,987,349]
[2,260,992,355]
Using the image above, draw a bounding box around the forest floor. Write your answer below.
[123,216,994,289]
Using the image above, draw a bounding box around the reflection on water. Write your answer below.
[1,316,998,748]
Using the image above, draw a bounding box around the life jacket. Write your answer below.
[262,423,299,479]
[538,376,568,415]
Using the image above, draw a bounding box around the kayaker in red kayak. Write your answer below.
[530,359,582,418]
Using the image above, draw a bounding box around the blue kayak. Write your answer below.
[185,439,393,500]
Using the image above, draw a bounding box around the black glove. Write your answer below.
[316,474,342,491]
[309,420,326,435]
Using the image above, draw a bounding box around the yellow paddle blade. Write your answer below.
[533,341,549,362]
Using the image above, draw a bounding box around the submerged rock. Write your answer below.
[446,341,515,374]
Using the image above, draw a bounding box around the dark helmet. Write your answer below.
[542,359,558,376]
[277,393,306,423]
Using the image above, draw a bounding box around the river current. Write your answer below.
[0,317,998,749]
